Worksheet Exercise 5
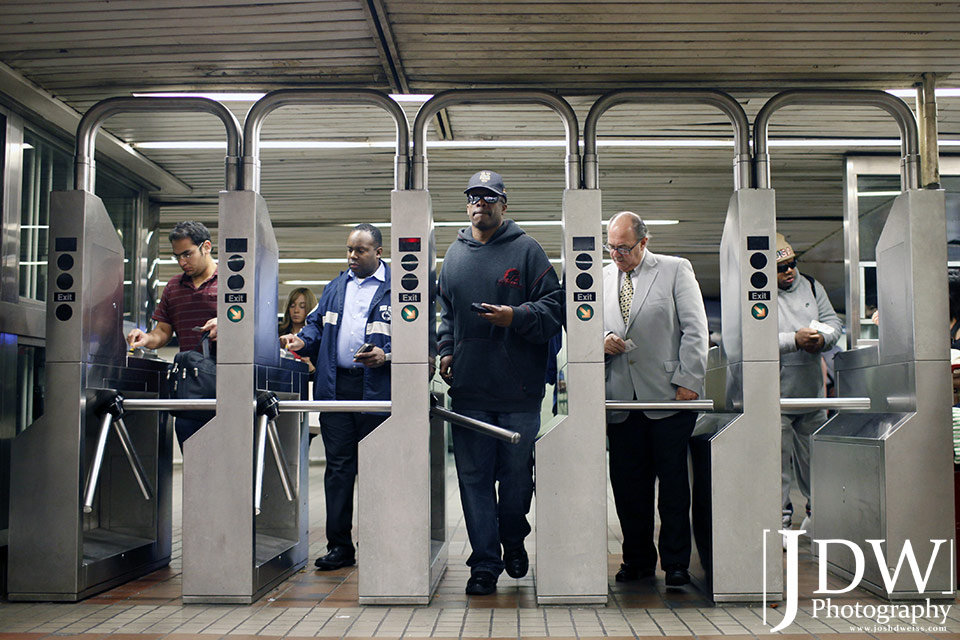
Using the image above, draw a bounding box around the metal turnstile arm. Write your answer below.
[254,393,296,516]
[780,397,871,411]
[430,405,522,444]
[83,395,153,514]
[254,414,269,516]
[605,400,715,411]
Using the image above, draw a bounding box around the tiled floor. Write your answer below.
[1,460,958,639]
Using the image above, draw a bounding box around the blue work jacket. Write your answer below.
[297,263,391,401]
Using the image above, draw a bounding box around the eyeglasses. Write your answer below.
[777,260,798,273]
[172,248,198,262]
[603,240,641,256]
[466,194,503,205]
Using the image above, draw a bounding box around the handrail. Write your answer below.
[780,397,871,411]
[75,96,242,192]
[583,89,751,190]
[753,89,919,191]
[242,89,409,192]
[605,400,715,411]
[411,89,580,190]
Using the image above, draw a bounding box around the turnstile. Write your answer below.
[755,90,954,600]
[580,90,782,603]
[181,147,310,604]
[408,89,607,604]
[7,97,242,601]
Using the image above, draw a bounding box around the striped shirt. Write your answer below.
[153,270,218,352]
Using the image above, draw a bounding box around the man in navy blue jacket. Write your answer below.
[438,171,563,595]
[281,223,391,571]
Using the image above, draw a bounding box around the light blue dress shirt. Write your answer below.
[336,261,385,368]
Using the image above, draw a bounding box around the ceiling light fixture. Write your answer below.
[282,280,332,286]
[886,88,960,98]
[132,91,434,103]
[133,137,960,151]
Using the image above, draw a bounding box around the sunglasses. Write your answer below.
[777,260,798,273]
[467,194,503,205]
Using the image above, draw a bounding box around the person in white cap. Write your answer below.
[776,232,841,533]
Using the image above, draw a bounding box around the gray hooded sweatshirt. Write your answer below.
[777,269,842,412]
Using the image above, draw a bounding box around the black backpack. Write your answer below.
[167,332,216,422]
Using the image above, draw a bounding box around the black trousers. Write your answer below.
[607,409,697,571]
[318,369,386,551]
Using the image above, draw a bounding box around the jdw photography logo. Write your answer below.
[764,529,955,633]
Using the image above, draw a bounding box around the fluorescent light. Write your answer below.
[132,91,434,104]
[886,88,960,98]
[278,258,348,264]
[857,190,901,197]
[599,139,732,148]
[132,91,266,101]
[389,94,433,102]
[769,138,900,147]
[283,280,331,286]
[133,137,955,151]
[22,142,34,150]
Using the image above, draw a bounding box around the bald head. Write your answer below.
[607,211,649,273]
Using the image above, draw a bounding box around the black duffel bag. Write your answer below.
[167,332,216,422]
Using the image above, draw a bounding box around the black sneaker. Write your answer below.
[314,547,355,571]
[465,571,497,595]
[503,545,529,579]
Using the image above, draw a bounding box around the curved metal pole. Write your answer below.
[411,89,580,190]
[75,96,242,193]
[753,89,920,191]
[583,89,751,191]
[243,89,409,192]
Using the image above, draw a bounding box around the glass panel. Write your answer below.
[855,175,901,338]
[97,173,139,322]
[15,344,44,435]
[18,128,141,319]
[19,130,72,300]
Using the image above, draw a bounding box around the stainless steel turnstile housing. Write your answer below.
[8,192,173,601]
[182,189,310,604]
[814,188,954,599]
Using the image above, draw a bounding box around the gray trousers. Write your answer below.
[781,410,827,517]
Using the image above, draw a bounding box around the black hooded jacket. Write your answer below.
[437,219,563,413]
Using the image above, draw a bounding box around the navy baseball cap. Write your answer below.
[464,170,507,201]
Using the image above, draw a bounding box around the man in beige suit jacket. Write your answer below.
[603,211,708,588]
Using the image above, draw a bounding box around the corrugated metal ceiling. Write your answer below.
[2,0,959,302]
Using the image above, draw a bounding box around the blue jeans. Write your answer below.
[451,409,540,577]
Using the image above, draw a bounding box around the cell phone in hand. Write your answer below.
[354,343,375,359]
[470,302,489,314]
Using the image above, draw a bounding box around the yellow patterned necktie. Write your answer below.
[619,271,634,326]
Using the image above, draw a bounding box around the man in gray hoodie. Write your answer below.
[776,233,842,532]
[437,170,563,596]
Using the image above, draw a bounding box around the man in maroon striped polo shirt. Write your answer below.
[127,220,218,445]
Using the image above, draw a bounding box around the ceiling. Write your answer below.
[3,1,960,307]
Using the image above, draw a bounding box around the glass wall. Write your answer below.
[18,130,71,300]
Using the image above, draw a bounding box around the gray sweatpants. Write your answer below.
[781,409,828,518]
